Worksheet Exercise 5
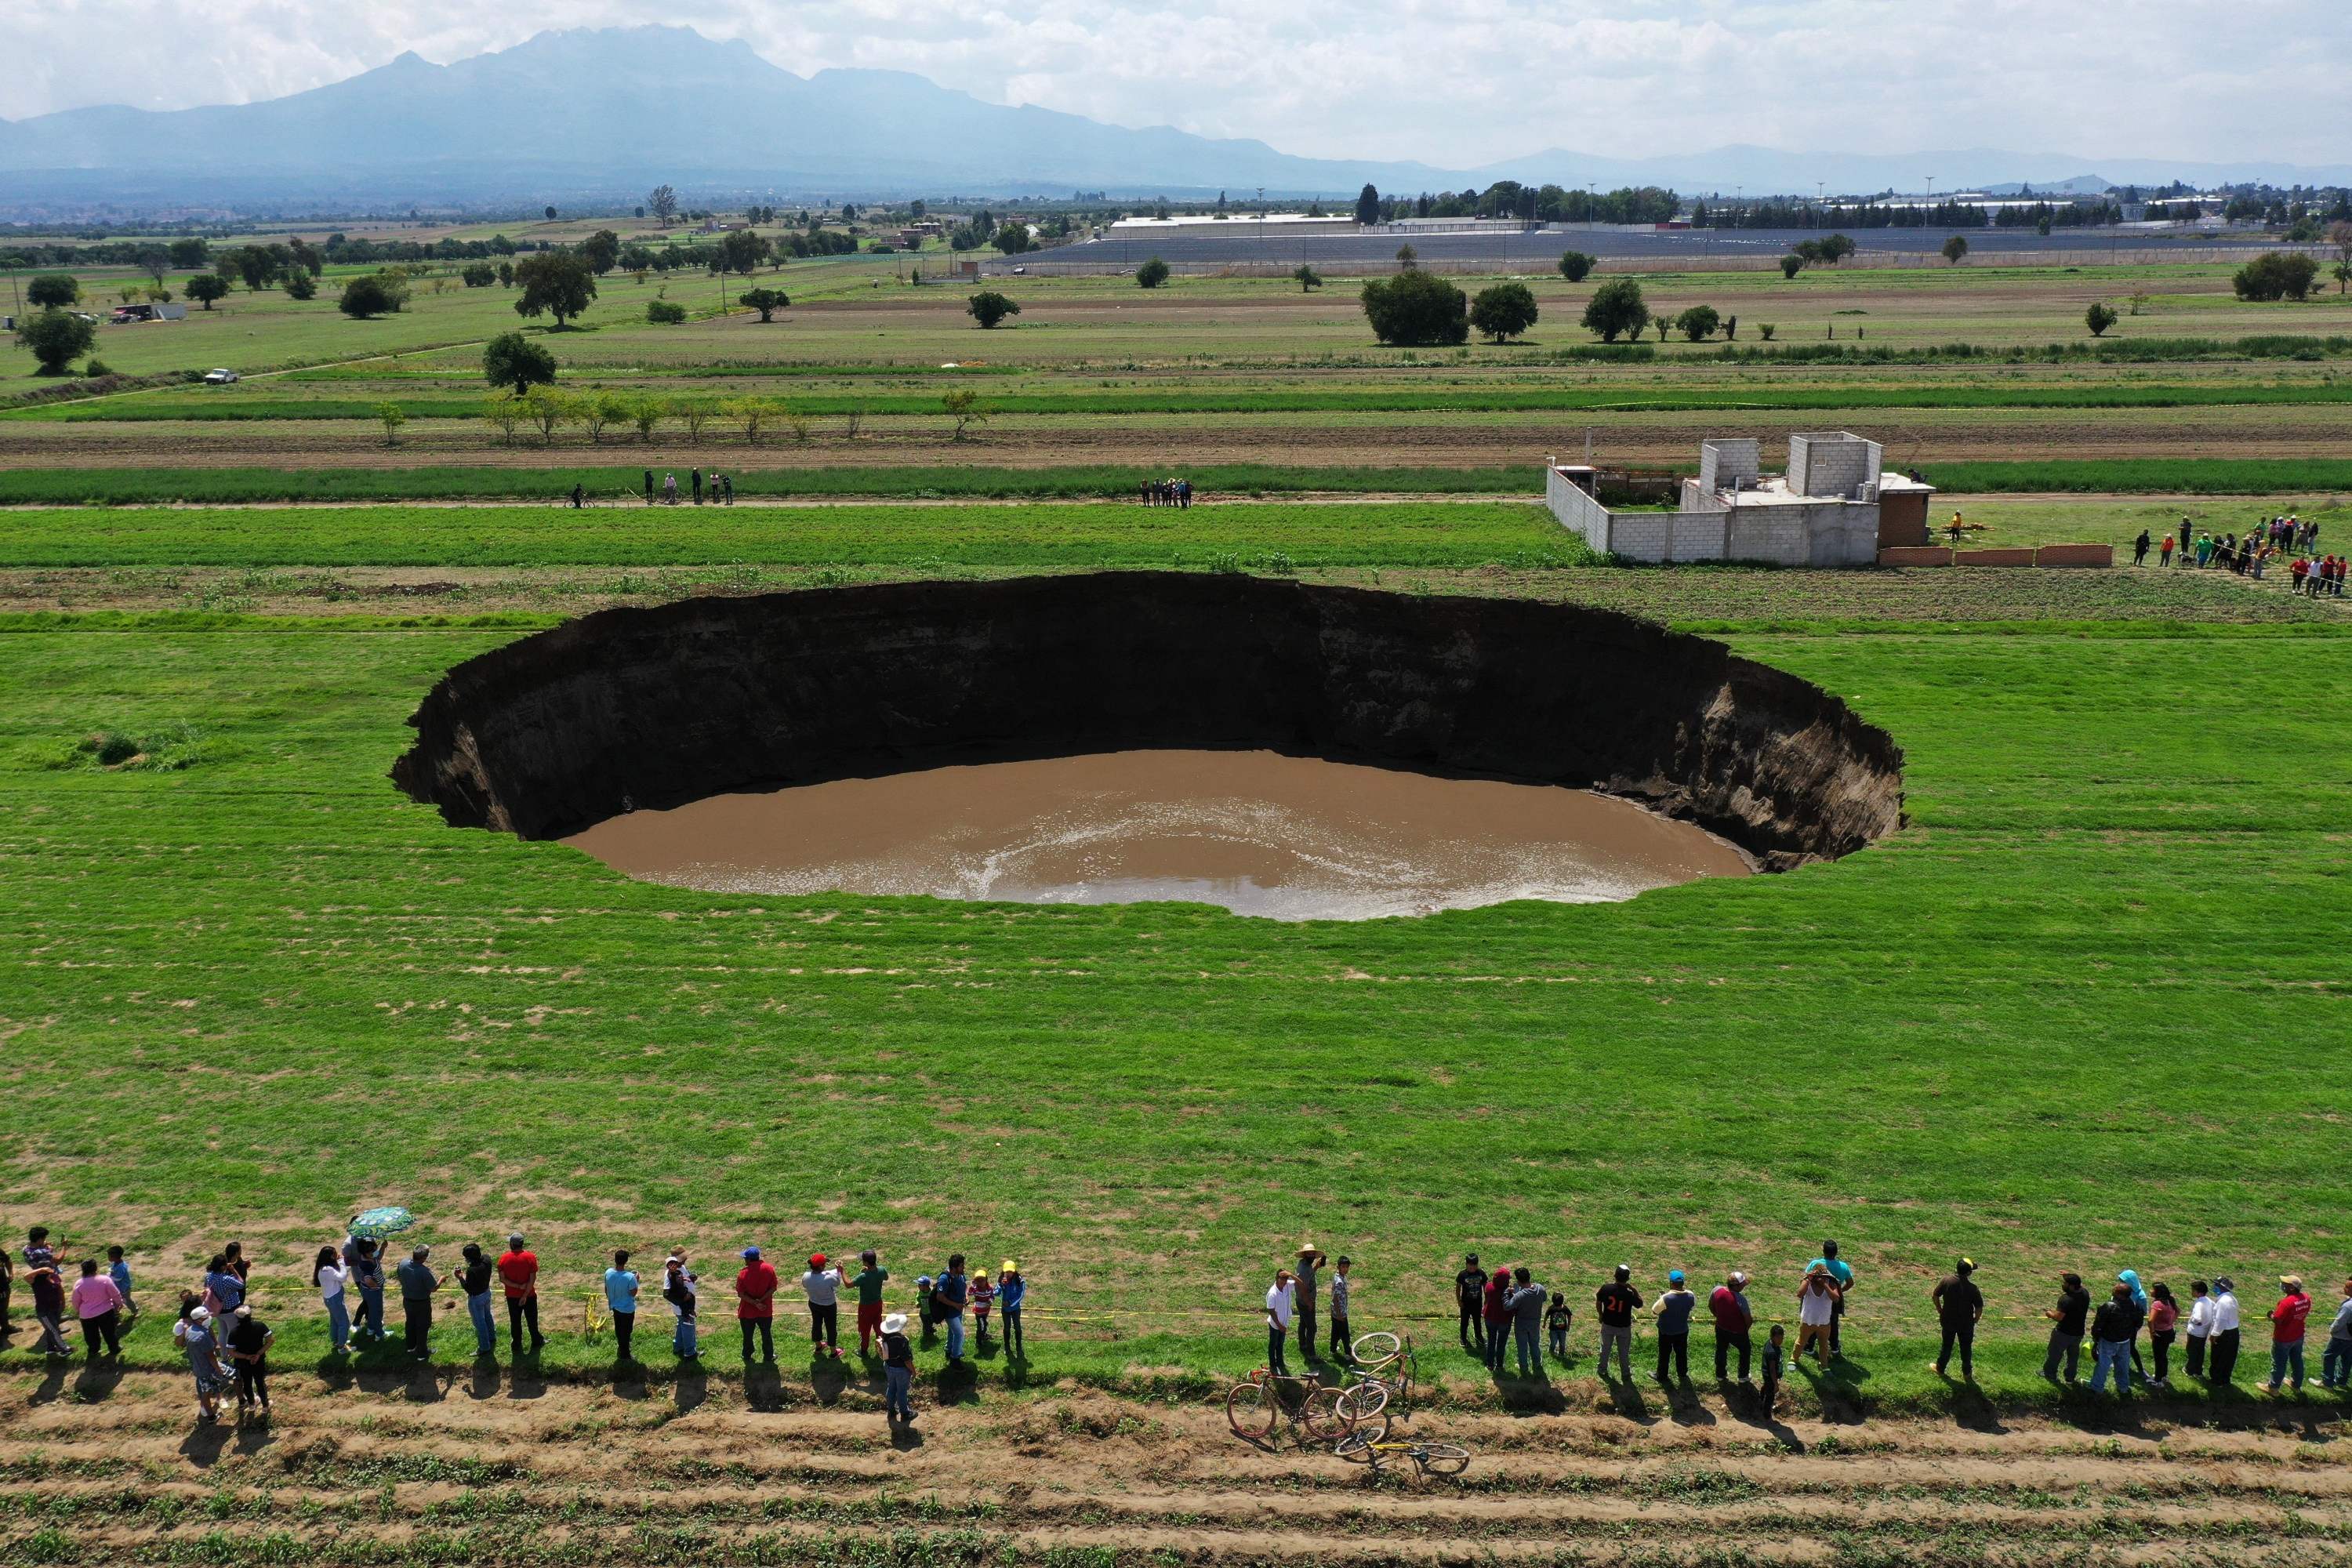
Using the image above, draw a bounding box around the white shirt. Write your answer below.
[801,1267,842,1306]
[1798,1283,1836,1327]
[1330,1273,1351,1315]
[2213,1291,2241,1332]
[1265,1282,1295,1329]
[318,1263,348,1302]
[2186,1296,2216,1337]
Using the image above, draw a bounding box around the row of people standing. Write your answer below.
[1140,477,1192,507]
[2041,1272,2351,1395]
[642,468,735,505]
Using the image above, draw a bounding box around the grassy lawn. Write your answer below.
[1,573,2347,1417]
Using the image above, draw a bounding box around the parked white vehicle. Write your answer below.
[202,368,239,384]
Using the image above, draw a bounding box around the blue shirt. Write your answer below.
[1657,1289,1697,1334]
[604,1268,640,1313]
[205,1270,244,1312]
[109,1261,132,1294]
[997,1276,1025,1312]
[1809,1257,1853,1290]
[936,1270,967,1316]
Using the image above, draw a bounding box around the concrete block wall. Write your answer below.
[1544,466,1613,550]
[1698,438,1760,494]
[1788,433,1882,499]
[1806,503,1882,566]
[1607,514,1675,561]
[1724,510,1810,566]
[1669,512,1730,561]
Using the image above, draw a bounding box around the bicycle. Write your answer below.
[1225,1368,1354,1448]
[582,1294,608,1345]
[1332,1432,1471,1477]
[1344,1331,1418,1418]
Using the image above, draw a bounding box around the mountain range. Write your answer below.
[3,26,2347,214]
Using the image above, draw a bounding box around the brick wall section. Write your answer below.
[1544,466,1613,551]
[2034,543,2115,567]
[1955,547,2038,567]
[1878,546,1955,567]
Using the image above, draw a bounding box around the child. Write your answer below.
[997,1261,1026,1359]
[108,1245,136,1320]
[914,1274,937,1334]
[664,1252,699,1362]
[1546,1290,1573,1362]
[1762,1324,1786,1414]
[969,1269,996,1342]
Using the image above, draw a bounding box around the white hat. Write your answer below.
[190,1306,212,1323]
[880,1312,908,1335]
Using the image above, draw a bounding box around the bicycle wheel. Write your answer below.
[1352,1330,1401,1365]
[1417,1443,1471,1476]
[1338,1379,1389,1423]
[1300,1384,1352,1441]
[1333,1429,1378,1465]
[1226,1381,1276,1441]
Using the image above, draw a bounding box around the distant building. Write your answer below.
[1545,434,1933,567]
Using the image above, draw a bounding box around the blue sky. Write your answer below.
[9,0,2341,169]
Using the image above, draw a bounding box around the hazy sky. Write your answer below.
[8,1,2340,167]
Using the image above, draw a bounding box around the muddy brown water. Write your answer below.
[563,750,1749,920]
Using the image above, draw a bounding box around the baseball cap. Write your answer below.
[1668,1270,1685,1285]
[810,1253,827,1269]
[742,1245,762,1260]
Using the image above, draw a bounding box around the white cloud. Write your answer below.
[5,1,2344,169]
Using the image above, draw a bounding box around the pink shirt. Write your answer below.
[71,1275,125,1319]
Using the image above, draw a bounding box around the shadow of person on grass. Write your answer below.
[72,1359,124,1403]
[28,1359,70,1406]
[177,1421,233,1468]
[742,1360,788,1414]
[932,1359,981,1407]
[672,1359,708,1417]
[809,1352,851,1406]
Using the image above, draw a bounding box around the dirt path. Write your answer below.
[7,1368,2347,1564]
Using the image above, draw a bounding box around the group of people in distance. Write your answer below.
[2137,514,2340,592]
[639,466,735,506]
[1139,476,1193,507]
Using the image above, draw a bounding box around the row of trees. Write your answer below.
[1349,183,1679,225]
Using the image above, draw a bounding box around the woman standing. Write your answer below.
[314,1246,351,1355]
[604,1250,641,1364]
[664,1253,699,1362]
[71,1258,126,1360]
[2118,1270,2151,1378]
[2147,1283,2179,1388]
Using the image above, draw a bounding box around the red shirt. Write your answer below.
[1710,1284,1751,1334]
[496,1250,539,1301]
[735,1261,779,1320]
[2272,1292,2312,1343]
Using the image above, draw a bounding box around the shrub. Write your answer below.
[1468,281,1539,343]
[738,286,789,321]
[1557,251,1595,282]
[282,270,317,301]
[2085,302,2119,337]
[645,299,687,324]
[966,291,1020,328]
[82,358,114,379]
[1136,257,1171,289]
[1292,265,1323,292]
[462,263,497,287]
[337,273,405,318]
[1581,276,1650,342]
[2233,252,2321,302]
[1942,234,1969,265]
[1758,323,1777,341]
[942,388,987,439]
[1361,268,1469,346]
[1780,254,1806,280]
[1674,304,1722,342]
[376,402,407,446]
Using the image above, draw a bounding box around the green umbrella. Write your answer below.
[348,1206,416,1240]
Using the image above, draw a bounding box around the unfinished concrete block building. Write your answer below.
[1547,434,1933,566]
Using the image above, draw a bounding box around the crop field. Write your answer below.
[4,250,2351,1565]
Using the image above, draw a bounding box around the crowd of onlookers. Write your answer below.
[14,1223,2352,1428]
[1140,477,1194,507]
[2137,514,2341,593]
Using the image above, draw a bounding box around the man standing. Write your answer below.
[1454,1254,1489,1355]
[1710,1271,1753,1382]
[395,1245,438,1363]
[934,1254,970,1366]
[1654,1270,1696,1386]
[1809,1240,1854,1358]
[2322,1277,2352,1390]
[2269,1276,2313,1392]
[736,1245,779,1363]
[605,1250,641,1365]
[1294,1245,1325,1366]
[802,1252,844,1359]
[352,1239,387,1343]
[1482,1269,1513,1374]
[2089,1282,2139,1395]
[1508,1266,1548,1377]
[457,1243,497,1361]
[1328,1256,1354,1365]
[1263,1267,1296,1377]
[2042,1271,2090,1383]
[1931,1258,1984,1381]
[691,467,703,504]
[1595,1264,1642,1384]
[497,1233,545,1356]
[225,1304,274,1420]
[643,469,653,505]
[851,1250,890,1357]
[2210,1277,2243,1386]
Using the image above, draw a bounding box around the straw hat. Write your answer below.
[880,1313,908,1335]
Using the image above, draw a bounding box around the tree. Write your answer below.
[27,274,78,308]
[738,286,789,322]
[1360,268,1469,346]
[462,262,497,287]
[230,245,281,290]
[1557,250,1595,283]
[630,394,665,443]
[582,229,622,275]
[543,205,558,221]
[1673,304,1722,341]
[496,261,516,288]
[942,388,987,440]
[167,238,209,270]
[718,229,770,274]
[481,392,522,446]
[1780,253,1806,280]
[1580,276,1650,342]
[966,291,1019,328]
[14,309,95,375]
[2085,301,2118,337]
[1942,234,1969,265]
[137,249,169,286]
[578,390,630,445]
[2233,252,2321,302]
[1468,281,1540,343]
[481,331,557,395]
[376,402,407,446]
[282,270,317,301]
[992,223,1033,255]
[1394,244,1417,270]
[521,384,572,445]
[337,274,405,318]
[288,238,322,277]
[1354,183,1381,227]
[646,299,687,324]
[185,274,228,310]
[1135,256,1171,289]
[513,252,597,327]
[1292,264,1323,292]
[729,395,780,445]
[2330,221,2352,294]
[649,184,679,227]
